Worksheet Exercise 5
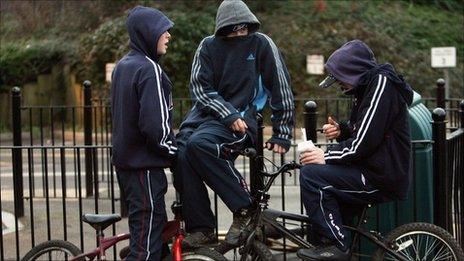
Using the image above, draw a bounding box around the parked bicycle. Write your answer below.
[21,195,226,261]
[216,148,464,261]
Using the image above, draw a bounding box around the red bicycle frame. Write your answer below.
[71,233,130,261]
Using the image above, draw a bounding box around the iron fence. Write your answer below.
[432,101,464,246]
[1,80,463,259]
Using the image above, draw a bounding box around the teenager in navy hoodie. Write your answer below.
[297,40,413,261]
[111,6,175,260]
[174,0,295,247]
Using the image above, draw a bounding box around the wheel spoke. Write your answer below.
[432,244,452,261]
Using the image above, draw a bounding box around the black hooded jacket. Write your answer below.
[111,6,176,170]
[323,41,413,200]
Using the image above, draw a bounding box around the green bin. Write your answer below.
[359,91,434,258]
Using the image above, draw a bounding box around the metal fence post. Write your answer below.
[250,114,264,194]
[436,79,446,109]
[83,81,93,197]
[11,87,24,218]
[432,108,449,230]
[460,100,464,128]
[304,101,318,143]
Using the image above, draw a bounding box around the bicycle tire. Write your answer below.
[21,240,84,261]
[216,240,275,261]
[170,247,227,261]
[372,222,464,261]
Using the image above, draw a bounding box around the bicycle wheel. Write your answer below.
[181,247,228,260]
[21,240,84,261]
[216,240,274,261]
[372,222,464,261]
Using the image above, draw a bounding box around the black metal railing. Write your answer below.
[432,100,464,246]
[1,79,463,259]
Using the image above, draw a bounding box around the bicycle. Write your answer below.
[21,196,226,261]
[216,148,464,261]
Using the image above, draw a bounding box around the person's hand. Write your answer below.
[299,147,326,165]
[264,142,287,154]
[230,118,248,134]
[322,116,340,140]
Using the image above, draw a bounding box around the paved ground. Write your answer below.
[1,185,304,260]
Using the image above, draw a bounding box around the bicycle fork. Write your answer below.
[171,220,185,261]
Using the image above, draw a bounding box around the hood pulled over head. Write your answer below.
[126,6,173,61]
[215,0,260,36]
[323,39,377,88]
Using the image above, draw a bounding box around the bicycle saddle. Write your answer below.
[83,214,121,231]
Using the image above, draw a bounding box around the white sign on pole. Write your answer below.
[431,47,456,68]
[306,55,324,75]
[105,63,116,82]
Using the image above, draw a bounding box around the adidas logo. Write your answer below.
[247,53,255,61]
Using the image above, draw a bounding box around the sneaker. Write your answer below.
[224,209,252,246]
[297,245,350,261]
[182,231,216,249]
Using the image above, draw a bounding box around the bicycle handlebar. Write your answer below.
[259,161,302,177]
[232,147,302,177]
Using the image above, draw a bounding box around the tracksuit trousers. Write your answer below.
[117,168,167,260]
[299,164,388,250]
[174,120,252,233]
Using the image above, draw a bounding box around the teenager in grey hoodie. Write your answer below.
[175,0,295,247]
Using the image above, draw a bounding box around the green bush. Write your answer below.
[0,40,75,91]
[75,6,216,97]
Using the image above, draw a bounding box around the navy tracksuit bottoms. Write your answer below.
[299,164,389,249]
[174,121,252,233]
[117,168,167,261]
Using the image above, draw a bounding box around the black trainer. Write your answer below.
[182,231,216,249]
[297,245,350,261]
[224,208,252,245]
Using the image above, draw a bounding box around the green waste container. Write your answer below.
[359,91,434,258]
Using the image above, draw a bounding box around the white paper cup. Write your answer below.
[297,140,315,153]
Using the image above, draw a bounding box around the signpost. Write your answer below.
[306,55,324,75]
[105,63,116,83]
[431,47,456,100]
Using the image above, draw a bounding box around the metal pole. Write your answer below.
[11,87,24,218]
[304,101,318,143]
[83,81,93,197]
[460,100,464,128]
[443,69,450,101]
[432,108,448,230]
[250,113,264,194]
[436,79,446,109]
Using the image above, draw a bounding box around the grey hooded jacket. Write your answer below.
[180,0,295,150]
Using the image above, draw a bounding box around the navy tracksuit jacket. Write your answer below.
[110,6,175,260]
[175,32,295,233]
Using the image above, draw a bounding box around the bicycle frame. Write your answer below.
[236,158,408,261]
[71,233,130,261]
[249,208,408,261]
[71,200,185,261]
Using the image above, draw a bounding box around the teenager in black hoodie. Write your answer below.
[297,40,413,261]
[111,6,175,260]
[175,0,295,247]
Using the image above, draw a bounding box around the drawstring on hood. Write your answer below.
[126,6,174,61]
[215,0,260,36]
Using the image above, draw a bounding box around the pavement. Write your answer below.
[1,185,304,260]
